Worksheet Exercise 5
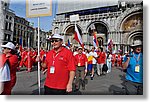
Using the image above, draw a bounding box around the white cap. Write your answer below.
[130,40,142,47]
[51,34,63,40]
[1,42,16,50]
[78,47,83,50]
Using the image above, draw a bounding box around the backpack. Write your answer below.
[102,64,108,72]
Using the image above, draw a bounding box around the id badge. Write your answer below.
[50,66,55,73]
[78,63,81,66]
[135,65,140,72]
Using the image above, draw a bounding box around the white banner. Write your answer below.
[26,0,52,18]
[70,14,79,22]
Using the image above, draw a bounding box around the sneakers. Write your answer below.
[90,75,94,80]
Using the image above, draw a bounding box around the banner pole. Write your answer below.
[38,17,41,95]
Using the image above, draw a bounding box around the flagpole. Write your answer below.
[37,17,41,95]
[74,21,78,47]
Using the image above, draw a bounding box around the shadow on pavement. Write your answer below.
[109,85,126,95]
[31,88,44,95]
[108,73,126,95]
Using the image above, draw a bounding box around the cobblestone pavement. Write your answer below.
[12,66,126,95]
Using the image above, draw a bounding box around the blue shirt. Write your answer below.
[123,53,143,83]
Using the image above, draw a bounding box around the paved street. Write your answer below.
[12,66,126,95]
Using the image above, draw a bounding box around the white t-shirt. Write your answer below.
[107,54,112,62]
[89,51,98,64]
[0,63,11,82]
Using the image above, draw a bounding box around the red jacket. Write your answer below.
[6,53,19,88]
[97,52,106,64]
[0,54,7,67]
[0,54,11,95]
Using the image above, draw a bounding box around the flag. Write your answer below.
[19,36,22,46]
[107,39,113,52]
[74,24,84,48]
[93,31,99,48]
[68,39,71,47]
[19,35,23,52]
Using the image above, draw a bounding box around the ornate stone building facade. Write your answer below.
[0,0,15,44]
[33,28,47,49]
[13,16,34,47]
[52,0,143,52]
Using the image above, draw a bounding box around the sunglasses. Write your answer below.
[51,39,61,43]
[3,47,11,50]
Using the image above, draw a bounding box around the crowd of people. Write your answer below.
[0,33,143,95]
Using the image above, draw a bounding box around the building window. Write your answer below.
[5,22,8,30]
[8,35,11,41]
[6,15,9,19]
[4,34,7,41]
[9,16,12,21]
[9,23,12,31]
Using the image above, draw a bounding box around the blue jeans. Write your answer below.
[107,60,112,72]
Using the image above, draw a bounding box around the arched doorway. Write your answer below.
[97,37,103,47]
[120,11,143,52]
[121,12,143,32]
[128,31,143,45]
[64,25,82,45]
[88,22,108,47]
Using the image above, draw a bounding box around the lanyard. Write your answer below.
[52,53,60,65]
[133,53,141,64]
[78,54,82,62]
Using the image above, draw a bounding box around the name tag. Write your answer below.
[135,65,140,72]
[78,63,81,66]
[50,66,55,73]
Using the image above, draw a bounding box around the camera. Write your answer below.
[126,54,133,57]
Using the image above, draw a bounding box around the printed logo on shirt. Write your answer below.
[59,56,64,60]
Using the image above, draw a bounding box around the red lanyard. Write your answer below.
[52,53,60,65]
[78,54,82,62]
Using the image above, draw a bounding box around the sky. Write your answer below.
[9,0,57,32]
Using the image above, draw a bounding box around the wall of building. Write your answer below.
[0,0,15,43]
[57,0,118,14]
[52,1,143,52]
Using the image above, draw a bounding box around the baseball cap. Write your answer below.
[78,47,83,50]
[51,34,63,40]
[1,42,16,50]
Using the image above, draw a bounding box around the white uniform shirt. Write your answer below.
[89,51,98,64]
[0,63,11,82]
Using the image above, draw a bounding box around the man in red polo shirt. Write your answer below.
[40,33,76,95]
[74,47,88,90]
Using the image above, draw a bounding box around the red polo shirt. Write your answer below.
[74,53,88,66]
[97,52,106,64]
[44,47,76,89]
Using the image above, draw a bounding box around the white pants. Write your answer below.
[97,63,104,75]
